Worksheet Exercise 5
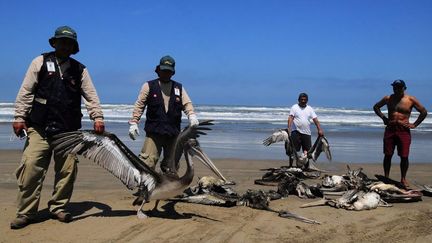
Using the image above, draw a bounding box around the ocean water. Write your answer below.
[1,103,431,163]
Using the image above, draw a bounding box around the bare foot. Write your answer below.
[401,178,410,189]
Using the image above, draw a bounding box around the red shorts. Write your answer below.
[383,126,411,157]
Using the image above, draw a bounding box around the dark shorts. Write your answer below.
[291,130,312,152]
[383,126,411,157]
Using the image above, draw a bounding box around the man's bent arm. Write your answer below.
[412,97,428,128]
[373,96,389,125]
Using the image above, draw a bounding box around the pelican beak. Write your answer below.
[188,145,229,183]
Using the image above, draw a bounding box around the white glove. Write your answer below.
[188,114,199,127]
[128,121,140,140]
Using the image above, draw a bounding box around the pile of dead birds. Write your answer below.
[258,129,429,208]
[254,166,323,199]
[168,128,432,224]
[255,164,425,210]
[171,176,320,224]
[171,164,432,224]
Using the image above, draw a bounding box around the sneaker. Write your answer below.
[50,211,73,223]
[10,215,32,229]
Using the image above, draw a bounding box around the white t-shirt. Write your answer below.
[289,104,317,135]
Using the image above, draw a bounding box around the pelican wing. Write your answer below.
[169,120,232,183]
[286,133,299,163]
[308,136,332,162]
[173,120,214,165]
[263,129,289,146]
[321,136,332,161]
[263,129,295,160]
[52,130,160,191]
[308,136,322,161]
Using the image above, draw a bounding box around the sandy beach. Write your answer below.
[1,149,431,243]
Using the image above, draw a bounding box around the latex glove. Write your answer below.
[12,121,28,137]
[93,120,105,134]
[128,121,140,140]
[188,114,199,127]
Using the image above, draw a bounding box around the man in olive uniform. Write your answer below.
[11,26,105,229]
[128,55,199,174]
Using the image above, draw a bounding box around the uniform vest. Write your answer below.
[144,79,183,136]
[29,52,85,136]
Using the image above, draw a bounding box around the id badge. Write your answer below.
[46,61,56,72]
[174,87,180,96]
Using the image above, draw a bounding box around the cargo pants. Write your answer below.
[14,127,78,218]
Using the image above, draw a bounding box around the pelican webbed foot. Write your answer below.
[137,200,162,219]
[133,185,151,219]
[137,207,148,219]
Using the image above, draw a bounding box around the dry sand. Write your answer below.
[1,149,431,243]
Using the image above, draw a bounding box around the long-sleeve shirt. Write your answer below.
[14,55,104,122]
[130,80,195,123]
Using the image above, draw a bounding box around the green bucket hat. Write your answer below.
[159,55,175,72]
[49,26,79,54]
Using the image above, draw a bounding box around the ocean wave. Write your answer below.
[1,103,430,128]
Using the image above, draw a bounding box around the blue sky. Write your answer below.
[1,0,431,109]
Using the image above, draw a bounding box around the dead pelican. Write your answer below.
[301,190,390,211]
[239,189,320,224]
[351,191,389,210]
[52,120,228,218]
[307,136,332,162]
[263,129,332,170]
[296,182,323,199]
[368,182,423,202]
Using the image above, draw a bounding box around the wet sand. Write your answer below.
[1,149,431,243]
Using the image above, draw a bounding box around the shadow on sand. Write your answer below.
[34,200,220,223]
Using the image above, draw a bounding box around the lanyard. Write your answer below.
[55,58,64,80]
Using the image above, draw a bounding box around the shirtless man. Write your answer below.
[373,79,427,188]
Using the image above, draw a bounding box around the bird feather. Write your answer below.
[52,131,159,191]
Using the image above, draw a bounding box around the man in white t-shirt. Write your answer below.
[287,93,324,167]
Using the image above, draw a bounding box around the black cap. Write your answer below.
[391,79,406,88]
